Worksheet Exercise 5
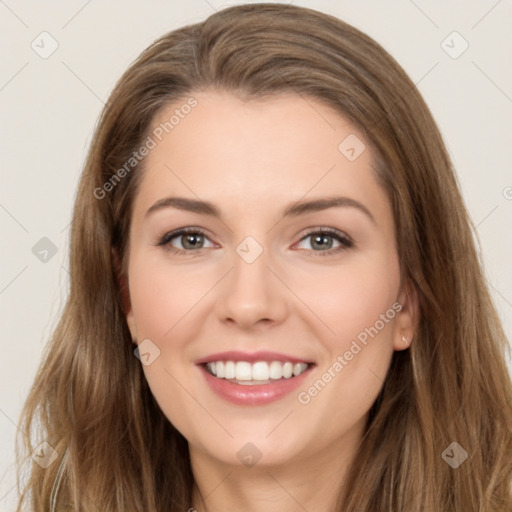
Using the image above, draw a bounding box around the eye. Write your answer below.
[294,228,353,256]
[156,226,353,257]
[156,228,215,254]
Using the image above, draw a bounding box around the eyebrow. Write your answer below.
[145,195,376,224]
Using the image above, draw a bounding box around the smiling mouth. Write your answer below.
[203,360,314,385]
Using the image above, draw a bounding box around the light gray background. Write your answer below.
[1,1,511,509]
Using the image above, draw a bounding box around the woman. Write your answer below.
[16,3,512,511]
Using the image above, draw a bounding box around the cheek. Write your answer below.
[310,257,400,396]
[294,263,400,430]
[127,254,207,436]
[292,252,400,411]
[128,253,209,340]
[127,253,214,414]
[292,252,401,348]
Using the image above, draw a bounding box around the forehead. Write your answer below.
[132,90,389,223]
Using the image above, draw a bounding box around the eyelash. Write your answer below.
[156,226,353,257]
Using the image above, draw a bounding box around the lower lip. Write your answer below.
[198,364,315,406]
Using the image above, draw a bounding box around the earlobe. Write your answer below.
[393,279,420,351]
[112,248,138,343]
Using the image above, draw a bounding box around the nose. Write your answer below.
[215,246,289,331]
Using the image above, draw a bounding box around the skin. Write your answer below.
[122,90,418,512]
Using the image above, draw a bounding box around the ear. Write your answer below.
[112,248,138,344]
[392,279,420,351]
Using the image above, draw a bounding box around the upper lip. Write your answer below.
[195,350,314,365]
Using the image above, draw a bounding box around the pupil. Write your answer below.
[183,234,202,249]
[313,235,332,250]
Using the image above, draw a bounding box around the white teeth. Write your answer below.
[224,361,236,379]
[282,362,293,378]
[205,360,310,381]
[251,361,269,380]
[293,363,307,376]
[269,361,283,379]
[235,361,252,381]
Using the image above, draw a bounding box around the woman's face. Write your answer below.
[123,90,416,469]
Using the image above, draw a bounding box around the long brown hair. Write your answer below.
[16,3,512,510]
